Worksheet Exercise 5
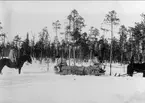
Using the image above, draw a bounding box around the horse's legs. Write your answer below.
[0,71,3,75]
[18,68,22,74]
[130,72,133,77]
[127,65,133,77]
[0,65,4,75]
[0,68,2,74]
[127,70,133,77]
[128,69,133,77]
[0,69,2,75]
[143,72,145,77]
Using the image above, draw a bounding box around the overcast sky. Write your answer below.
[0,1,145,42]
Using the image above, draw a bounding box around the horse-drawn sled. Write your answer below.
[54,59,106,76]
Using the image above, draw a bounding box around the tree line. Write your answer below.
[0,10,145,67]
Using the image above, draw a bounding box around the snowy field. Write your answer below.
[0,59,145,103]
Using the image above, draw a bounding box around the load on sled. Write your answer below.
[54,58,106,76]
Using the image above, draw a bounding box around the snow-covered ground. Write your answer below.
[0,59,145,103]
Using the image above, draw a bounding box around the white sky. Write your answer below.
[0,1,145,42]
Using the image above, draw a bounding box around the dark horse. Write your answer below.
[0,55,32,74]
[127,56,145,77]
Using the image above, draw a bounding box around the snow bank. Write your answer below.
[0,59,145,103]
[0,74,145,103]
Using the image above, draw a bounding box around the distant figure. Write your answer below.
[92,54,100,65]
[8,47,17,63]
[57,58,67,68]
[56,54,60,63]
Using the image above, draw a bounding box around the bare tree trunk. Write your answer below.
[73,46,75,66]
[130,33,133,59]
[90,50,92,65]
[69,46,71,66]
[40,50,43,64]
[47,58,49,71]
[80,47,83,66]
[138,42,141,63]
[143,46,145,63]
[110,22,113,76]
[121,48,123,65]
[1,48,3,59]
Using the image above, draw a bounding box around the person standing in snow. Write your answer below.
[92,54,100,65]
[57,57,67,67]
[8,47,17,63]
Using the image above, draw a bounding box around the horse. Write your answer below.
[0,55,32,74]
[127,63,145,77]
[127,56,145,77]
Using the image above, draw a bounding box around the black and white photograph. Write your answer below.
[0,1,145,103]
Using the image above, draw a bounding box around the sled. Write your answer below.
[54,63,106,76]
